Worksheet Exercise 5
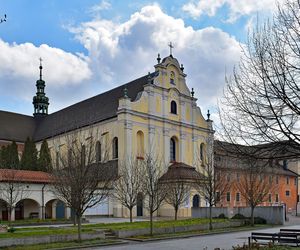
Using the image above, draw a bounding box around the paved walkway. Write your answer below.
[93,224,300,250]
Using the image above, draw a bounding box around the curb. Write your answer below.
[48,240,128,250]
[124,225,274,242]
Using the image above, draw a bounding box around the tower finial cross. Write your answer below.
[39,57,43,80]
[168,42,174,55]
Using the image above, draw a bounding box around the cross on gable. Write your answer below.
[168,42,174,55]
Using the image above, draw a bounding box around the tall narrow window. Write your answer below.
[170,137,176,162]
[96,141,101,162]
[170,71,175,85]
[113,137,118,159]
[236,192,240,202]
[171,101,177,114]
[226,192,231,202]
[137,131,144,158]
[200,143,205,161]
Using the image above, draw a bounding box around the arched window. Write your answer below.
[112,137,118,159]
[137,131,144,158]
[193,194,200,207]
[96,141,101,162]
[170,137,177,162]
[200,143,205,161]
[171,101,177,114]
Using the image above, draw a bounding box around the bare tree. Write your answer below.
[113,158,145,222]
[235,157,275,226]
[142,154,167,236]
[51,131,115,242]
[220,0,300,154]
[0,169,30,224]
[195,139,230,230]
[162,180,190,221]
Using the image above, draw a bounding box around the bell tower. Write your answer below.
[33,58,49,117]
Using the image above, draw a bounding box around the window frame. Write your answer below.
[170,100,177,114]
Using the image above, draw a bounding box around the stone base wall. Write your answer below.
[113,220,243,238]
[0,232,105,248]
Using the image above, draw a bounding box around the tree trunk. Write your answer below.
[251,206,255,227]
[175,207,178,221]
[8,207,12,227]
[209,205,213,230]
[129,207,133,223]
[77,214,82,242]
[150,212,153,236]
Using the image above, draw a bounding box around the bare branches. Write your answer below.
[142,154,167,235]
[113,158,145,222]
[234,157,275,226]
[163,181,190,221]
[220,0,300,153]
[0,14,6,24]
[195,144,230,229]
[51,130,115,241]
[0,169,30,223]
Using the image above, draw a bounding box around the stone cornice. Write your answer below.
[117,108,214,134]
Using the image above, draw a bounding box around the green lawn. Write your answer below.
[84,218,228,230]
[0,227,94,238]
[0,218,228,239]
[2,218,72,226]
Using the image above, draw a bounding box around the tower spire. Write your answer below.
[33,58,49,117]
[39,57,43,80]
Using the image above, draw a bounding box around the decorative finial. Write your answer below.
[191,88,194,97]
[168,42,174,56]
[39,57,43,80]
[180,64,184,72]
[157,53,161,64]
[207,110,211,120]
[123,86,128,98]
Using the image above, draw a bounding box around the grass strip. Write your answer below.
[0,227,95,238]
[84,218,228,230]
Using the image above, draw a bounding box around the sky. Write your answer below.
[0,0,283,120]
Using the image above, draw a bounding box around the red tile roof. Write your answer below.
[0,169,53,184]
[159,162,205,182]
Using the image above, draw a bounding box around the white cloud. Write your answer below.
[0,4,242,118]
[89,0,111,15]
[182,0,285,22]
[69,4,242,113]
[0,39,91,112]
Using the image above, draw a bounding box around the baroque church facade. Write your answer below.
[0,53,213,219]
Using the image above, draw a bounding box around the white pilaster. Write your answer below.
[124,121,133,158]
[180,132,186,163]
[163,128,170,169]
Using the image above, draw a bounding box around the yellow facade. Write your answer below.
[37,55,214,218]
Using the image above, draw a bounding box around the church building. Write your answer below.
[0,52,214,219]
